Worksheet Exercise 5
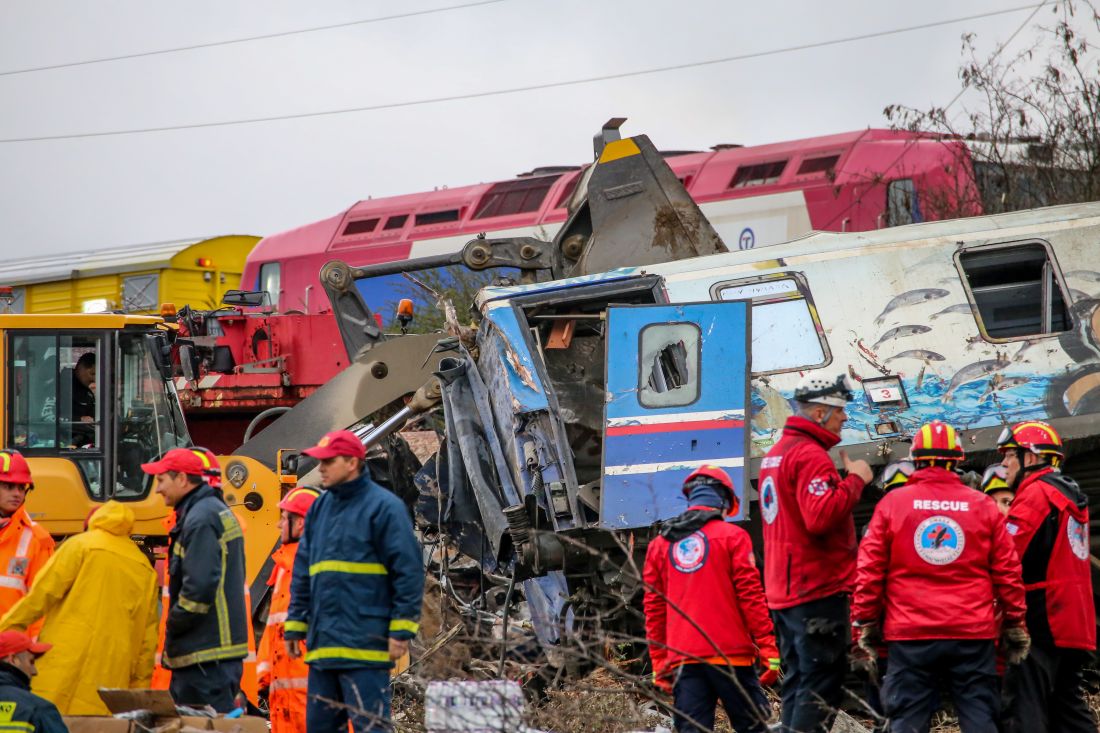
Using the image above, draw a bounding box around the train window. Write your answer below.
[554,174,581,208]
[258,262,280,309]
[638,323,700,408]
[341,218,379,236]
[473,176,559,219]
[414,209,461,226]
[712,274,830,374]
[729,160,787,188]
[958,241,1071,339]
[383,214,408,230]
[8,334,102,452]
[797,154,840,176]
[121,274,159,312]
[886,179,923,226]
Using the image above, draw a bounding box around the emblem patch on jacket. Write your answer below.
[760,477,779,525]
[806,477,831,496]
[670,531,709,574]
[7,558,27,577]
[1067,517,1089,561]
[914,516,965,565]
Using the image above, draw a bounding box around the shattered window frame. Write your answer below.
[709,272,832,376]
[637,321,702,408]
[955,237,1075,342]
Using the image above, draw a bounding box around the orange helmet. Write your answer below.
[188,447,222,488]
[997,421,1064,464]
[278,486,321,517]
[682,465,739,515]
[910,421,965,463]
[0,451,32,487]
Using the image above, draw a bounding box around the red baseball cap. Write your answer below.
[140,448,208,476]
[302,430,366,460]
[0,631,51,657]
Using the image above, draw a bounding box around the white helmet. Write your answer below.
[794,374,855,408]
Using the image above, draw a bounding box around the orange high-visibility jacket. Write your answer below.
[0,507,55,635]
[257,544,307,733]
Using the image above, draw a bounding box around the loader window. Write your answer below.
[7,334,102,451]
[958,241,1071,339]
[713,274,830,374]
[116,333,189,497]
[639,323,700,408]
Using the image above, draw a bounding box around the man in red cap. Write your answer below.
[0,451,55,632]
[0,631,66,733]
[285,430,424,733]
[142,448,248,713]
[257,485,320,733]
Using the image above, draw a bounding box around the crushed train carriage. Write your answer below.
[249,126,1100,659]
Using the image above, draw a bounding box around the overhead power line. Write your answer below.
[0,3,1045,144]
[0,0,511,77]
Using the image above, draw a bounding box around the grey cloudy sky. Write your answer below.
[0,1,1085,257]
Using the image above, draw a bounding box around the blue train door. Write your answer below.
[601,301,751,528]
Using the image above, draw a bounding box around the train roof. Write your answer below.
[2,235,260,286]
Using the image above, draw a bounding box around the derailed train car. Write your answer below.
[246,126,1100,657]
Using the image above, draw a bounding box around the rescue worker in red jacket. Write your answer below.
[643,466,779,733]
[759,374,872,733]
[257,485,320,733]
[853,421,1029,733]
[997,421,1097,733]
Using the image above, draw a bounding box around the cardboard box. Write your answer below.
[60,689,267,733]
[63,717,132,733]
[209,717,267,733]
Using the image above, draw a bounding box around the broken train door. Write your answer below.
[601,301,751,528]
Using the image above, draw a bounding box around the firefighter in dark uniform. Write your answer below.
[142,448,249,713]
[998,421,1098,733]
[759,374,873,733]
[853,421,1028,733]
[0,631,66,733]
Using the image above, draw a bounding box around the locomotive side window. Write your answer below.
[638,323,700,408]
[712,274,831,375]
[958,241,1071,339]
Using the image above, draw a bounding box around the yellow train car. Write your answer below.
[2,235,260,314]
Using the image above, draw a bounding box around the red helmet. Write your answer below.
[682,465,739,515]
[0,451,33,487]
[910,421,965,463]
[997,421,1064,463]
[278,486,321,517]
[188,447,222,488]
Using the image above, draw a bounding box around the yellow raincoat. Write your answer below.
[0,501,159,714]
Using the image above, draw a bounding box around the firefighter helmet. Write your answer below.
[0,451,33,488]
[682,465,739,515]
[279,486,321,517]
[881,460,915,490]
[189,447,222,488]
[793,374,855,408]
[910,421,965,463]
[981,464,1010,494]
[996,421,1064,463]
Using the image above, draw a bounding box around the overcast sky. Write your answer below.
[0,1,1091,257]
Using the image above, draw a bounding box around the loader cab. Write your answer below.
[0,315,191,535]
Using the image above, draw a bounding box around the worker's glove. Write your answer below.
[849,642,879,684]
[652,666,674,695]
[758,656,781,687]
[1001,625,1031,665]
[855,620,882,655]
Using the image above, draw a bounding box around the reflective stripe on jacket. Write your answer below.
[256,543,307,733]
[165,483,249,668]
[0,501,159,715]
[853,467,1026,641]
[0,664,67,733]
[1007,468,1096,650]
[0,507,54,636]
[285,472,424,669]
[759,416,866,610]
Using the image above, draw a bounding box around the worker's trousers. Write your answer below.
[672,663,769,733]
[169,659,244,713]
[772,593,848,733]
[1001,641,1097,733]
[306,666,391,733]
[882,639,998,733]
